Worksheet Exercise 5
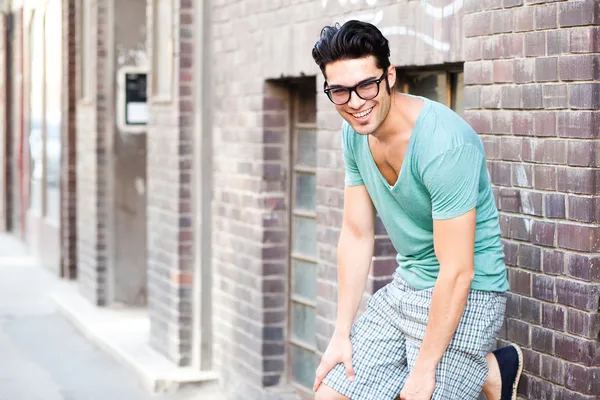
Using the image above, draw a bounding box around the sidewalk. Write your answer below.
[0,233,223,400]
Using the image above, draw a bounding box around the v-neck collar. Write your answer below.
[364,96,431,191]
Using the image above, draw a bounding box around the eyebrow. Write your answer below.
[327,75,378,89]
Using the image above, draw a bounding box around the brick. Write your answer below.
[463,86,481,109]
[506,292,521,318]
[494,60,515,83]
[555,333,600,366]
[512,163,533,188]
[508,267,532,295]
[565,364,600,395]
[543,249,565,275]
[532,326,554,353]
[514,58,535,83]
[532,221,555,247]
[522,347,541,374]
[464,110,492,133]
[482,36,497,60]
[493,9,514,34]
[512,112,534,136]
[545,193,566,219]
[557,167,600,195]
[522,296,543,324]
[515,5,535,32]
[504,0,523,7]
[558,222,600,252]
[534,112,557,136]
[465,11,493,37]
[559,0,598,27]
[535,56,558,82]
[519,243,542,270]
[525,31,546,56]
[542,302,565,330]
[501,85,521,109]
[567,308,600,339]
[558,111,600,139]
[542,84,568,109]
[522,84,543,109]
[570,27,600,54]
[556,278,600,311]
[482,136,501,159]
[504,241,519,266]
[507,318,530,346]
[492,110,513,134]
[541,355,565,385]
[463,37,482,61]
[533,273,555,301]
[464,61,493,84]
[567,253,600,282]
[500,137,522,161]
[497,34,525,59]
[499,188,520,212]
[481,86,501,109]
[568,195,600,223]
[570,83,600,110]
[489,161,512,186]
[535,4,558,30]
[527,376,559,400]
[560,55,600,81]
[523,138,566,164]
[568,141,599,168]
[509,215,532,241]
[534,165,556,190]
[547,29,570,55]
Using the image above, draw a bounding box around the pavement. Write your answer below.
[0,233,223,400]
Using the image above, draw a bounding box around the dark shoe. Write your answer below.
[492,343,523,400]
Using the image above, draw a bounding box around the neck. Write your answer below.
[371,92,414,144]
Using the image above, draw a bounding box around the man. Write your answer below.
[310,20,523,400]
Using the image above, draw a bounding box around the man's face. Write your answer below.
[324,56,395,135]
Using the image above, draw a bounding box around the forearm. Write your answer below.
[414,266,473,371]
[334,228,374,337]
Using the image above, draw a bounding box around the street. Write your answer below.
[0,234,219,400]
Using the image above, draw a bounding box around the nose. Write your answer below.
[347,90,366,110]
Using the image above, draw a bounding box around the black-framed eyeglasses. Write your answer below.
[324,71,388,105]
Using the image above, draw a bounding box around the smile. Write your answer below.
[352,107,373,118]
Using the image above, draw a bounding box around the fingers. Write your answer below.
[343,355,355,382]
[313,360,332,392]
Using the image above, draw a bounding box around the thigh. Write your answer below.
[322,285,410,400]
[401,285,507,400]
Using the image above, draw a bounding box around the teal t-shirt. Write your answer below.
[342,96,509,292]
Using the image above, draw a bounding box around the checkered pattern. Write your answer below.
[321,272,507,400]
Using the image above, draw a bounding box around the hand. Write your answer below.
[399,367,436,400]
[313,332,355,392]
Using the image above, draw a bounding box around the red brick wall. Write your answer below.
[463,0,600,398]
[76,0,109,305]
[61,0,77,279]
[146,0,196,366]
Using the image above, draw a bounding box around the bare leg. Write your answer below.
[482,352,502,400]
[315,383,351,400]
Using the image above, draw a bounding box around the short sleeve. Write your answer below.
[421,144,484,220]
[341,124,364,186]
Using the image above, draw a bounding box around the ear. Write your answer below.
[386,65,397,90]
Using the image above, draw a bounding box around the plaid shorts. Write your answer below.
[321,272,507,400]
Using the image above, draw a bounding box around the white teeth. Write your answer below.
[353,108,373,118]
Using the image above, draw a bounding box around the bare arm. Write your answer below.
[413,208,476,372]
[334,184,376,337]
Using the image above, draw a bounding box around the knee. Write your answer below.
[315,384,349,400]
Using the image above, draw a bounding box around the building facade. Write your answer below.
[1,0,599,399]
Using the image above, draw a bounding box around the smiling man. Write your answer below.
[310,20,523,400]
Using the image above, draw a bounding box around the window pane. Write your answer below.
[292,302,316,346]
[293,216,316,258]
[45,0,62,222]
[293,260,316,300]
[291,345,318,390]
[296,129,316,168]
[294,173,315,211]
[406,72,447,104]
[452,72,464,115]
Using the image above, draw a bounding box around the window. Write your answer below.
[152,0,173,99]
[396,68,464,115]
[288,81,318,396]
[80,0,92,100]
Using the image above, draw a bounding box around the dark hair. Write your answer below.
[312,20,391,78]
